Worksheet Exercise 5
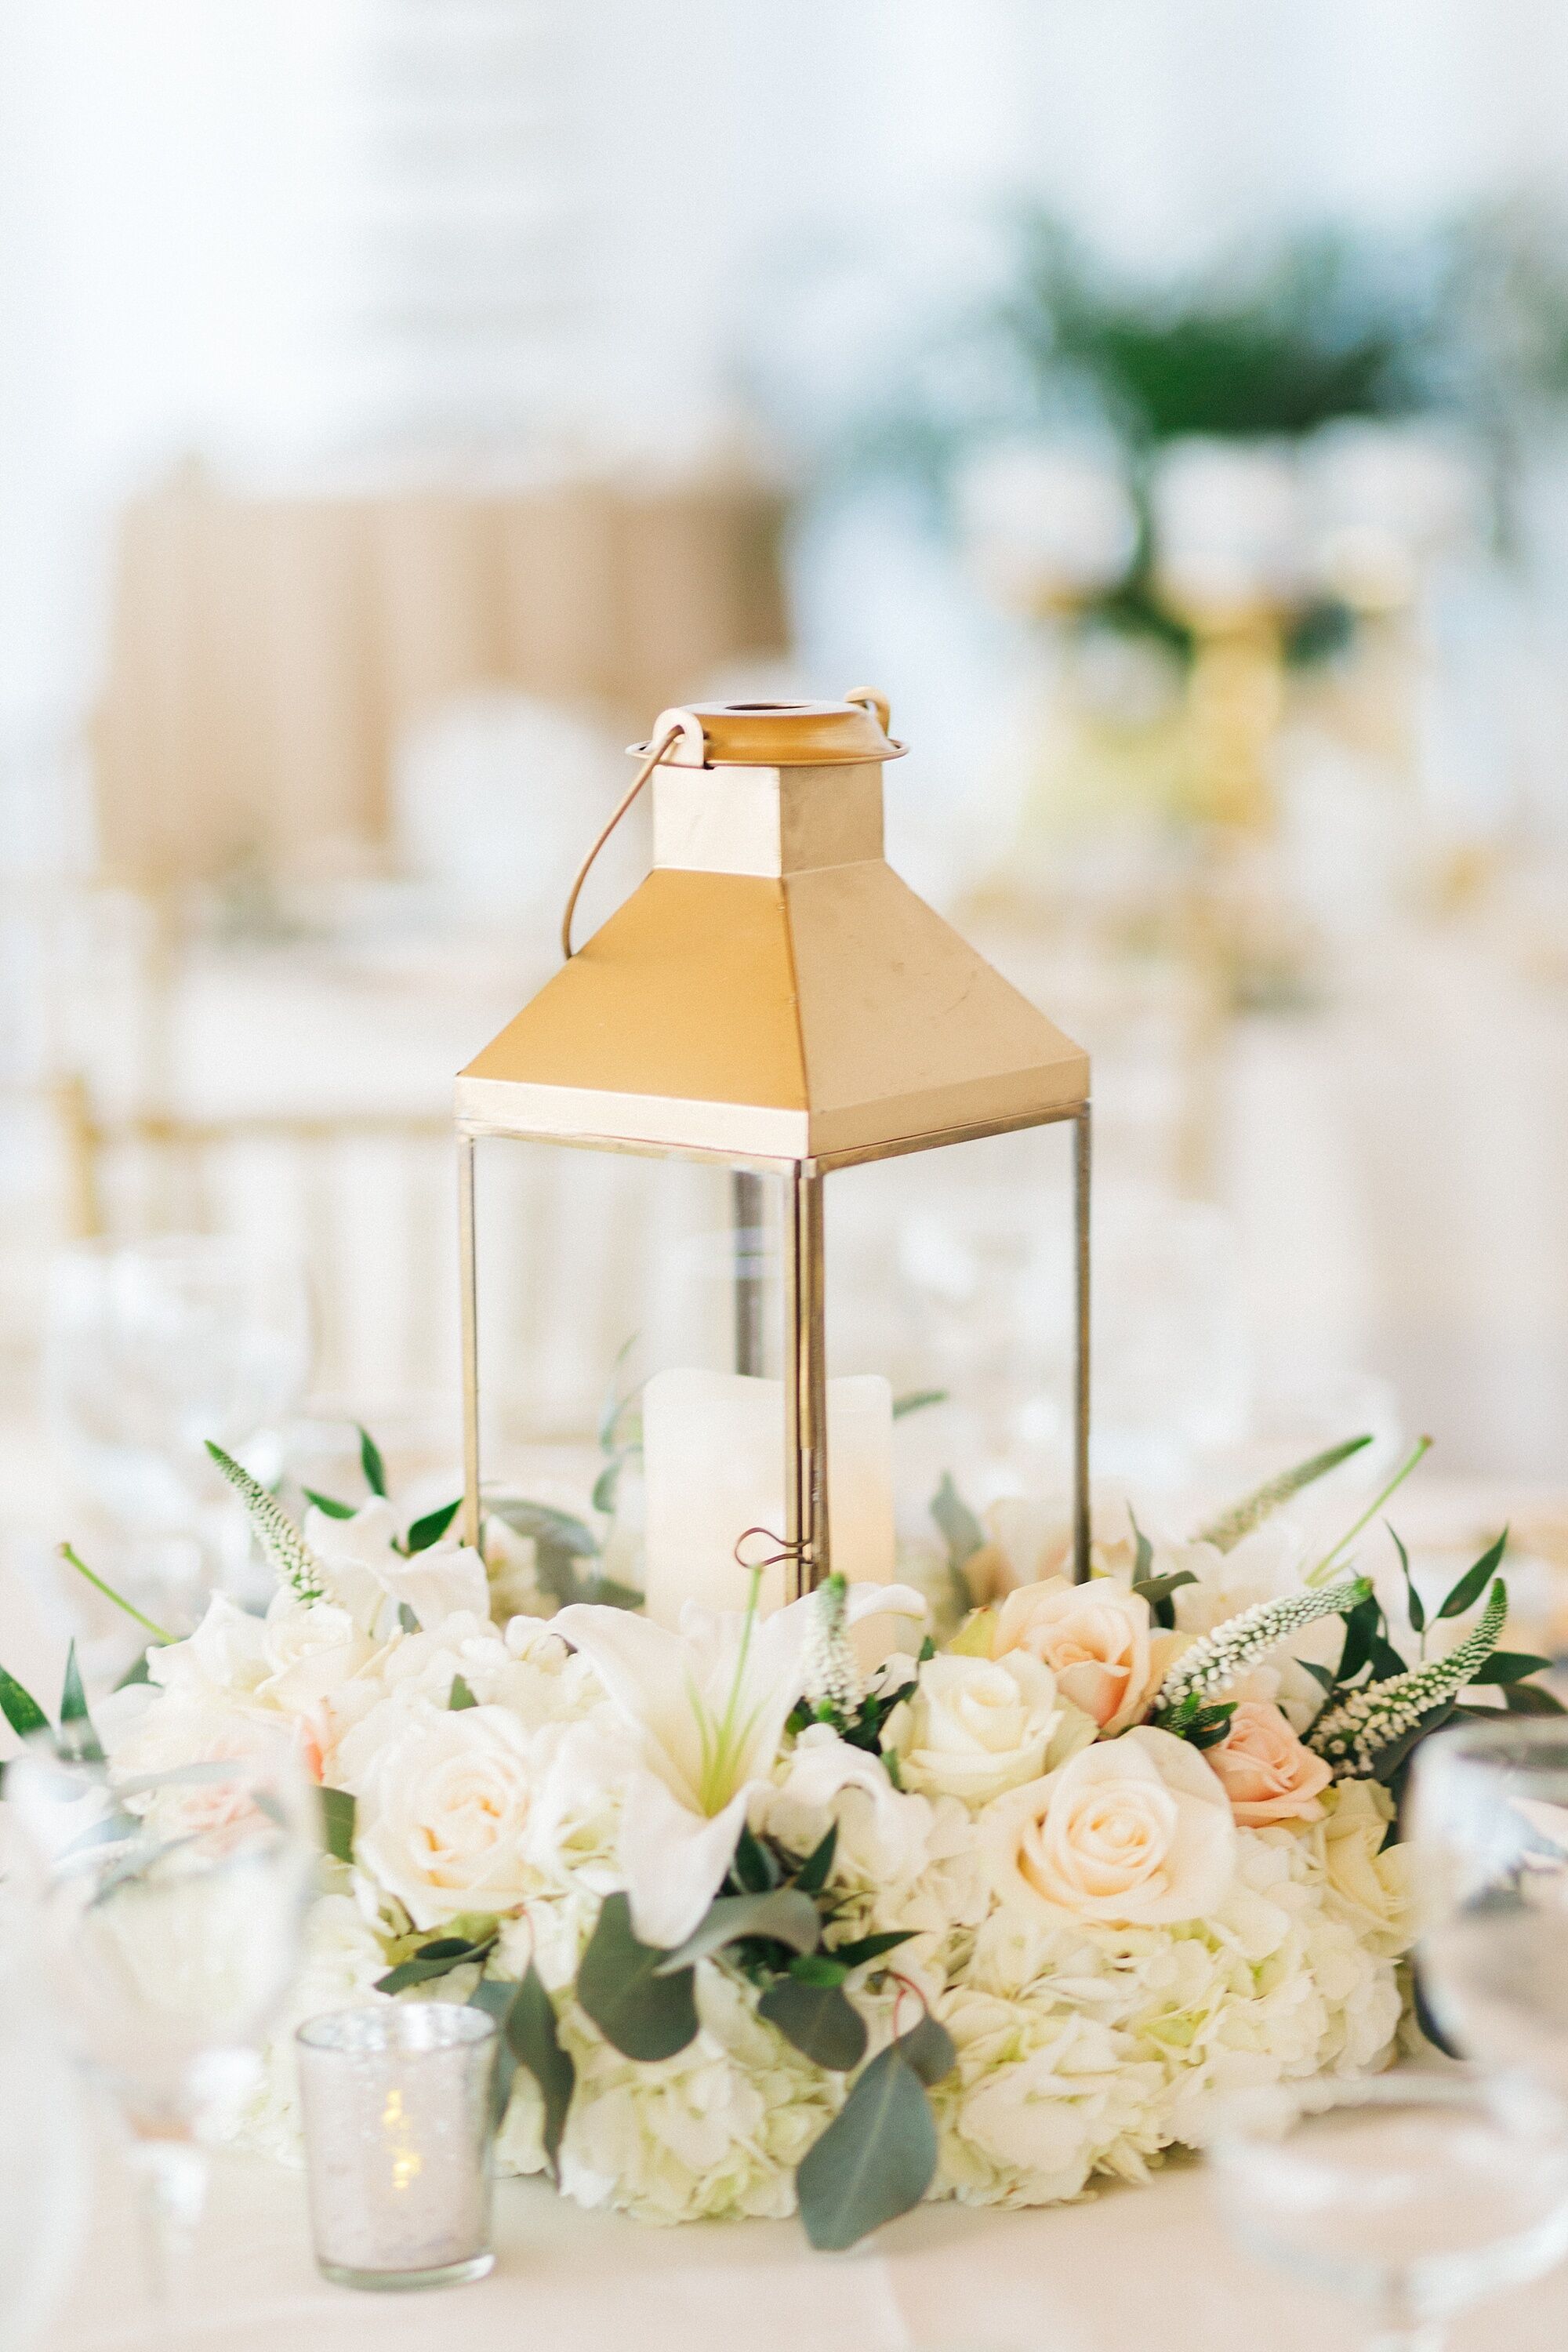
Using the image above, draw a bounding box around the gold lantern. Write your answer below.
[455,692,1092,1596]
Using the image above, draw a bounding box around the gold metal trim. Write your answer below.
[630,694,906,770]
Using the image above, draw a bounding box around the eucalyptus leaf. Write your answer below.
[1131,1570,1196,1630]
[797,2045,938,2250]
[319,1785,356,1864]
[57,1642,104,1765]
[302,1488,356,1520]
[1439,1530,1508,1621]
[759,1975,867,2071]
[892,1389,949,1420]
[358,1425,388,1499]
[653,1888,820,1976]
[0,1664,49,1747]
[793,1822,838,1896]
[1196,1434,1374,1554]
[895,2011,957,2087]
[931,1472,984,1571]
[468,1977,523,2130]
[509,1962,575,2180]
[376,1934,495,1996]
[576,1893,698,2062]
[397,1603,420,1634]
[448,1673,479,1711]
[407,1498,461,1555]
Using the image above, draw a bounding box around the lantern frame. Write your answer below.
[454,696,1091,1597]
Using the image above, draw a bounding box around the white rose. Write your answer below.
[985,1725,1236,1926]
[352,1700,541,1929]
[757,1726,937,1885]
[147,1595,270,1701]
[303,1500,490,1637]
[887,1653,1092,1804]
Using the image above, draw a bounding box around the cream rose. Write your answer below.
[985,1725,1236,1926]
[990,1577,1175,1734]
[1206,1700,1332,1827]
[353,1700,540,1929]
[887,1652,1093,1805]
[1321,1778,1417,1955]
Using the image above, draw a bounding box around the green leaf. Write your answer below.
[1439,1530,1508,1621]
[788,1953,849,1987]
[449,1674,479,1711]
[730,1822,781,1893]
[575,1572,644,1611]
[406,1499,461,1555]
[302,1488,356,1520]
[1127,1503,1155,1584]
[358,1425,388,1498]
[759,1975,867,2071]
[397,1602,420,1634]
[1469,1651,1555,1686]
[792,1821,838,1896]
[57,1642,104,1764]
[0,1664,50,1746]
[1132,1569,1196,1630]
[1196,1434,1374,1554]
[508,1962,575,2181]
[1388,1525,1425,1637]
[590,1457,625,1515]
[114,1649,154,1691]
[1370,1699,1455,1784]
[468,1977,523,2129]
[826,1929,915,1971]
[376,1934,495,1995]
[1298,1658,1335,1693]
[895,2012,956,2087]
[1183,1703,1236,1751]
[892,1389,949,1421]
[319,1785,356,1864]
[576,1893,698,2061]
[653,1888,820,1976]
[931,1472,984,1571]
[490,1496,603,1608]
[797,2045,938,2250]
[1505,1681,1568,1715]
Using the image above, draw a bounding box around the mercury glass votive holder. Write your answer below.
[296,2005,498,2291]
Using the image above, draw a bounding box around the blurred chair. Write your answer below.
[91,463,789,894]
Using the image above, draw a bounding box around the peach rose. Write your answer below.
[990,1577,1176,1734]
[1205,1700,1333,1827]
[984,1725,1236,1926]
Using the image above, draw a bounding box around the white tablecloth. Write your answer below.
[37,2129,1568,2352]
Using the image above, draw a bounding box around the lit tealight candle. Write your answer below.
[641,1368,895,1625]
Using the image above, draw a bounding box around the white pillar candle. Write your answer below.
[641,1368,895,1626]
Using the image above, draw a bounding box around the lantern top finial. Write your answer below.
[631,692,906,771]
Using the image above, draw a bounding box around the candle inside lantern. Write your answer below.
[641,1368,895,1624]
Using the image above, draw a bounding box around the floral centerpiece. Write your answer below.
[9,1431,1559,2249]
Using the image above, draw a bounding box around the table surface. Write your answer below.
[35,2126,1568,2352]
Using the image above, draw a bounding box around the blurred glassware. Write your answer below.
[1151,437,1305,615]
[7,1739,316,2310]
[43,1238,311,1616]
[1410,1719,1568,2091]
[1209,2072,1568,2352]
[953,438,1138,609]
[0,1940,88,2352]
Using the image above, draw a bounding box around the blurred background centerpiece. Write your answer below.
[6,1,1568,1664]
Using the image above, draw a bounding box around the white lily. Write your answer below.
[555,1579,926,1947]
[302,1499,489,1638]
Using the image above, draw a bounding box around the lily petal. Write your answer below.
[618,1770,753,1948]
[554,1604,707,1803]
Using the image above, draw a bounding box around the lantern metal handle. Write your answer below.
[559,713,697,961]
[844,685,892,735]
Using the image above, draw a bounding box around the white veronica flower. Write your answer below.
[555,1583,925,1948]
